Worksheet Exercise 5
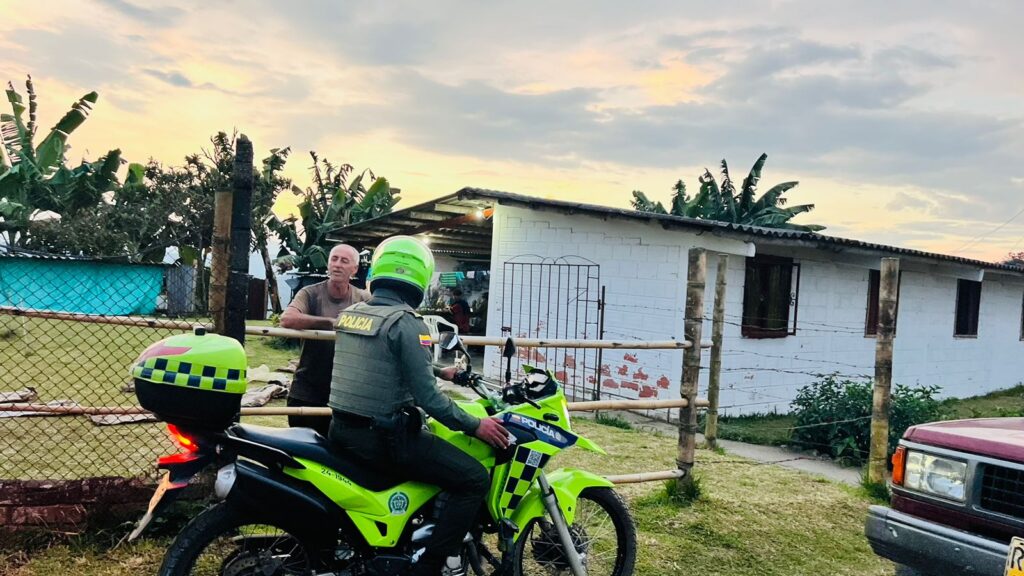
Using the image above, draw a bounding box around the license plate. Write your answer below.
[128,472,175,541]
[1006,537,1024,576]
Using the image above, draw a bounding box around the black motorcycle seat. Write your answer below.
[228,424,405,492]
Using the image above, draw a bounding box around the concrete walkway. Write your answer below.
[608,411,864,486]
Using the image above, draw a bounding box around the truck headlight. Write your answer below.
[903,451,967,502]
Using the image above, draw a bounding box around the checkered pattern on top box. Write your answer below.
[131,356,246,393]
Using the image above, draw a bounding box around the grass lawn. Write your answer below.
[943,384,1024,419]
[1,317,296,479]
[1,419,893,576]
[707,412,796,446]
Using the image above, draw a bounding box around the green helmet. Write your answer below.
[368,235,435,294]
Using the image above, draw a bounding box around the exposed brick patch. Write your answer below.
[10,504,87,527]
[0,476,157,533]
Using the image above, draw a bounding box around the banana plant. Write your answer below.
[0,76,121,246]
[269,152,400,273]
[630,153,825,232]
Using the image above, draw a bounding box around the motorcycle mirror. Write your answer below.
[502,337,516,359]
[438,331,463,352]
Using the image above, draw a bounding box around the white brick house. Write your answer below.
[334,188,1024,414]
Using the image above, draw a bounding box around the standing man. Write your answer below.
[280,243,369,436]
[329,235,510,576]
[448,287,471,334]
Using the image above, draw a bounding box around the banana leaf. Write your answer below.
[3,86,32,161]
[631,190,667,214]
[34,91,98,173]
[719,159,737,223]
[753,181,799,212]
[739,153,767,214]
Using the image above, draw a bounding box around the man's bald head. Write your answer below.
[327,244,360,284]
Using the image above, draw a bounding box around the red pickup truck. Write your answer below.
[866,418,1024,575]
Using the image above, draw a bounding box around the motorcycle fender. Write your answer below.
[573,434,606,455]
[509,468,614,541]
[127,452,214,541]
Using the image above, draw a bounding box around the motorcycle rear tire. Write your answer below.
[158,501,320,576]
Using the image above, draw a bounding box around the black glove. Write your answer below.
[452,370,474,387]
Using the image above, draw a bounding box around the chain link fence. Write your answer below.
[0,253,211,481]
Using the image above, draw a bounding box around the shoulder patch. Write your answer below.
[337,311,383,335]
[419,334,432,347]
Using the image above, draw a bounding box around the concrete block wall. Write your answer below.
[485,205,749,402]
[485,204,1024,414]
[704,250,1024,415]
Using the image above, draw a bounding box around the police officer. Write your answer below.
[327,235,510,576]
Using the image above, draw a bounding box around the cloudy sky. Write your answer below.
[2,0,1022,260]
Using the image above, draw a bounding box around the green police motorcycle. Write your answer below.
[130,329,636,576]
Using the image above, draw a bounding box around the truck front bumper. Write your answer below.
[866,505,1008,575]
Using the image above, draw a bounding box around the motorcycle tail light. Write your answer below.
[167,423,200,453]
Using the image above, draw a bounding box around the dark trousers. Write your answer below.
[328,418,490,567]
[286,396,331,437]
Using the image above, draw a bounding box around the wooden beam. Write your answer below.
[409,209,492,236]
[408,211,450,221]
[433,203,479,215]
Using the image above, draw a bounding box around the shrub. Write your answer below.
[665,474,703,507]
[265,312,301,351]
[790,374,946,465]
[594,413,633,430]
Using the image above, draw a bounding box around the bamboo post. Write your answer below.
[225,135,254,344]
[868,257,899,484]
[605,469,685,484]
[677,247,706,488]
[209,163,233,334]
[261,244,283,314]
[705,253,728,450]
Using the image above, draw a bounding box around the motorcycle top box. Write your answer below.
[132,327,247,429]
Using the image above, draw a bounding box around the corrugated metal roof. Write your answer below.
[0,245,173,267]
[331,187,1024,273]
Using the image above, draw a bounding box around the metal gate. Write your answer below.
[500,256,602,401]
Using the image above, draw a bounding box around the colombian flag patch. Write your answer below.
[419,334,432,347]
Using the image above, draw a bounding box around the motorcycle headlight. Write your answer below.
[903,451,967,502]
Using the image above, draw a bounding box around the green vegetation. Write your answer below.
[705,381,1024,462]
[630,153,824,231]
[706,412,796,446]
[943,384,1024,419]
[1,76,121,249]
[268,152,399,274]
[2,420,893,576]
[790,376,945,465]
[593,412,634,430]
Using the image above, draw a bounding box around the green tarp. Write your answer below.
[0,257,164,315]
